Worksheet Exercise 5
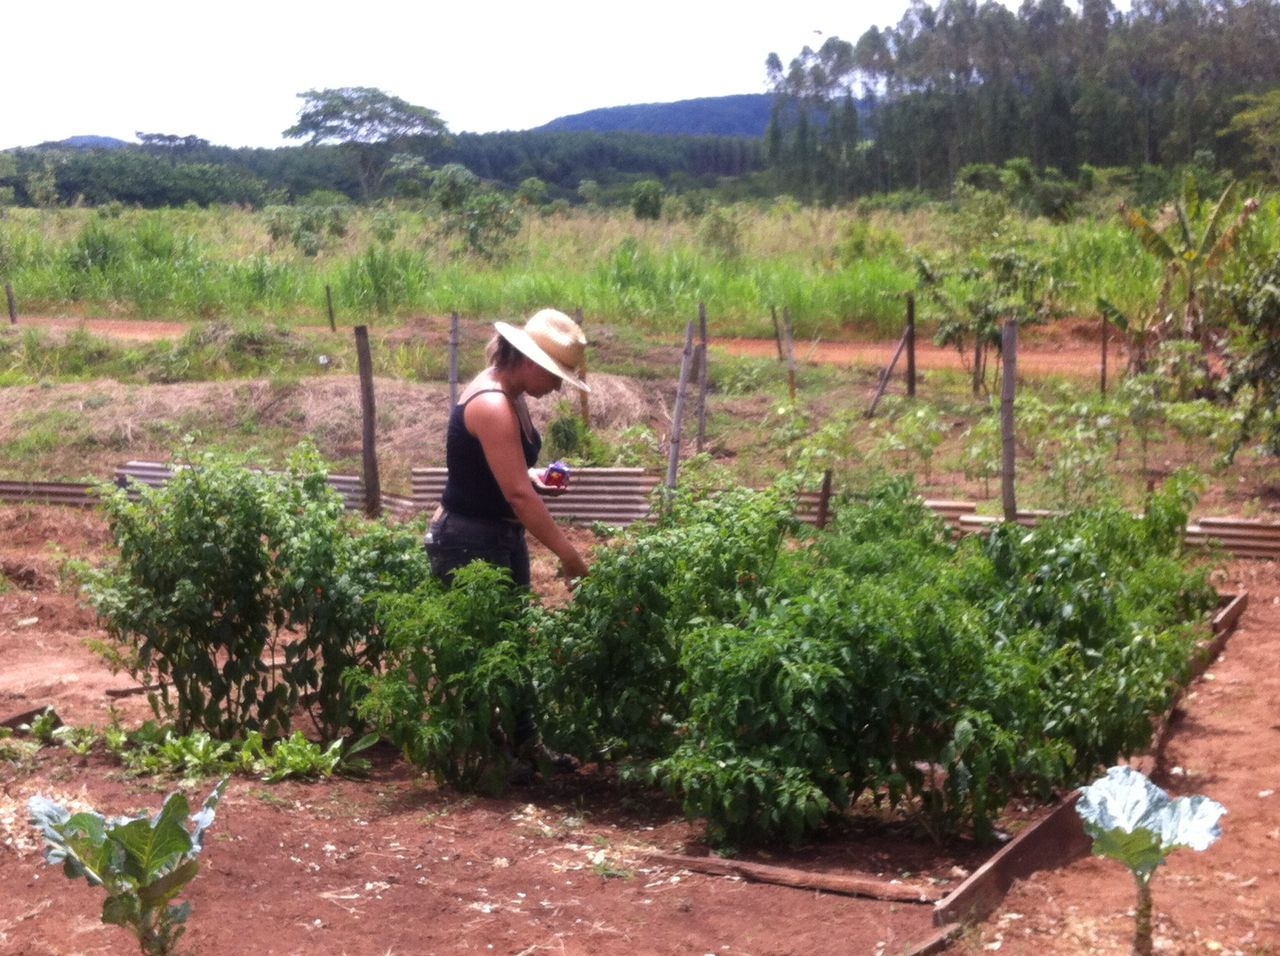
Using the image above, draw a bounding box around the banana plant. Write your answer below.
[1116,176,1259,372]
[1076,765,1226,956]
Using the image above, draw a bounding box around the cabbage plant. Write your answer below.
[28,778,227,956]
[1076,765,1226,955]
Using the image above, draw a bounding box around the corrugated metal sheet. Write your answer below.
[1,465,1275,559]
[1186,517,1280,560]
[113,460,367,511]
[412,466,660,526]
[0,480,98,507]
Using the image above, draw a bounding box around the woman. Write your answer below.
[426,308,591,589]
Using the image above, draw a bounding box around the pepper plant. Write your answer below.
[80,445,427,739]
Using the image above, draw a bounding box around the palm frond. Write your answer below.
[1118,205,1176,262]
[1198,181,1242,259]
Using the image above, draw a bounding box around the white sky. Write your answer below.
[3,0,937,150]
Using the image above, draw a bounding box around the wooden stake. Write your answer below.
[354,325,382,518]
[448,311,460,408]
[1000,320,1018,522]
[905,292,916,397]
[866,328,910,418]
[770,306,784,361]
[325,285,336,332]
[5,283,15,325]
[648,853,942,904]
[781,307,796,401]
[1100,313,1109,397]
[816,469,833,529]
[665,320,696,491]
[574,307,590,425]
[695,302,708,453]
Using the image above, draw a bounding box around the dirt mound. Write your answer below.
[0,374,662,490]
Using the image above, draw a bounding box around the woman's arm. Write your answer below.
[465,394,589,580]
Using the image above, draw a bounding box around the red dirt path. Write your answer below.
[15,315,1120,379]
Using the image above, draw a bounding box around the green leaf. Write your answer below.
[102,892,139,927]
[138,858,200,907]
[110,796,193,883]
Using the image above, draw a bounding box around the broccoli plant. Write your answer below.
[27,778,228,956]
[1076,766,1226,956]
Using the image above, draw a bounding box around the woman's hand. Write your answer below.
[529,467,569,498]
[560,552,589,585]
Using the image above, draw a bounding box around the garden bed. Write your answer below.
[2,503,1272,955]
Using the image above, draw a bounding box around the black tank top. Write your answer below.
[441,389,541,520]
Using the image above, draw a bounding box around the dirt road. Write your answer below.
[13,315,1120,378]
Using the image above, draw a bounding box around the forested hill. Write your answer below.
[537,94,773,137]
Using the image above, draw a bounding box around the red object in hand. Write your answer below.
[542,461,570,488]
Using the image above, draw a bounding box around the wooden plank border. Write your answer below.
[918,588,1250,950]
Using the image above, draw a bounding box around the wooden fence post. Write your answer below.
[695,302,709,453]
[1000,320,1018,522]
[782,307,797,401]
[1100,313,1109,397]
[5,283,16,325]
[574,307,590,425]
[354,325,382,518]
[448,311,460,408]
[771,306,784,361]
[816,469,833,529]
[866,328,910,418]
[665,320,696,491]
[325,285,336,332]
[905,293,916,397]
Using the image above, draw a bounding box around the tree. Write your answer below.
[631,179,664,220]
[283,87,449,201]
[1222,89,1280,184]
[1118,176,1259,370]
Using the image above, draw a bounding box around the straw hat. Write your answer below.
[494,309,590,393]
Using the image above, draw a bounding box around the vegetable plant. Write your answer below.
[348,561,535,795]
[27,777,228,956]
[80,446,428,739]
[1076,765,1226,955]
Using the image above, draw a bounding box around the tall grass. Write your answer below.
[0,195,1273,336]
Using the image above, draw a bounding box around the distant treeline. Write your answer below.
[4,0,1280,210]
[0,130,766,210]
[766,0,1280,201]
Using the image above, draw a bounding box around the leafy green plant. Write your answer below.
[1117,176,1257,371]
[80,446,428,739]
[27,777,228,956]
[20,706,62,744]
[1076,766,1226,956]
[0,726,41,764]
[52,724,100,755]
[874,404,947,483]
[347,562,535,795]
[239,730,377,782]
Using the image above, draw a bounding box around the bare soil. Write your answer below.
[1,506,1277,955]
[3,315,1278,954]
[1,507,986,956]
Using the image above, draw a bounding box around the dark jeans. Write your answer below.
[425,510,531,589]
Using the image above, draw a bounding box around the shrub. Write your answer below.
[347,562,535,795]
[80,447,427,739]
